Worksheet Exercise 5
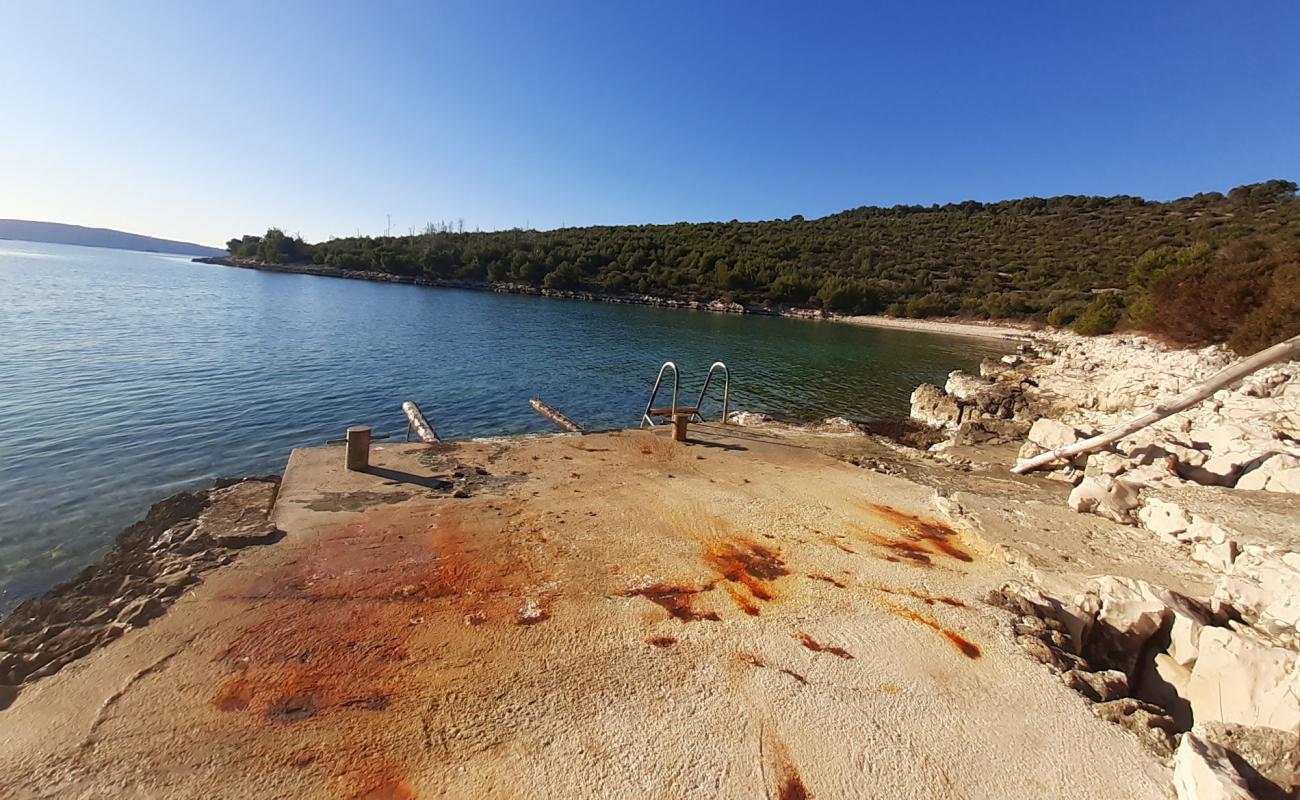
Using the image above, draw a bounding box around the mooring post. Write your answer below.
[672,412,689,442]
[345,426,371,471]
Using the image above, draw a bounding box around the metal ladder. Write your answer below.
[641,361,730,428]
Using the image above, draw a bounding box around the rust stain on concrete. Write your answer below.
[875,597,982,660]
[622,583,721,622]
[210,504,546,799]
[847,503,975,568]
[793,633,854,660]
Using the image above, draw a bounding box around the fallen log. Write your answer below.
[402,401,440,443]
[530,397,584,433]
[1011,333,1300,475]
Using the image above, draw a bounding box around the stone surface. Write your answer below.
[1169,606,1210,667]
[1062,668,1128,702]
[1138,497,1193,539]
[1199,721,1300,800]
[1091,698,1180,758]
[1068,476,1142,525]
[1074,576,1173,679]
[0,431,1178,800]
[1028,418,1084,452]
[1214,547,1300,633]
[1173,731,1254,800]
[0,477,281,700]
[1186,625,1300,731]
[1236,453,1300,494]
[910,383,961,429]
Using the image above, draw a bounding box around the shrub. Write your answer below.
[1047,300,1089,328]
[1227,260,1300,354]
[1070,294,1125,335]
[1143,245,1289,349]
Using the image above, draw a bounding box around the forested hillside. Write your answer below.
[226,180,1299,352]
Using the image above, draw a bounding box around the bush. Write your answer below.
[1047,300,1089,328]
[1070,294,1125,335]
[1227,260,1300,354]
[1142,245,1294,351]
[543,262,583,291]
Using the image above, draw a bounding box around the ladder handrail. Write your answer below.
[641,361,679,428]
[693,361,730,424]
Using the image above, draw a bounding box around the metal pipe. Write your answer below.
[641,361,679,428]
[694,361,730,423]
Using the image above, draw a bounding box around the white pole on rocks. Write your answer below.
[1011,333,1300,475]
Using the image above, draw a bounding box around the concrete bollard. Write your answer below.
[345,426,371,471]
[672,412,689,442]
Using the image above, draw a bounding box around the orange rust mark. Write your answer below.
[780,772,809,800]
[702,537,790,611]
[721,582,761,616]
[345,760,418,800]
[807,574,847,589]
[646,635,677,647]
[877,597,982,659]
[211,673,253,711]
[880,683,901,694]
[623,583,720,622]
[766,735,810,800]
[737,652,767,668]
[778,668,809,686]
[210,506,542,800]
[794,633,853,659]
[863,503,973,563]
[353,780,416,800]
[873,585,966,608]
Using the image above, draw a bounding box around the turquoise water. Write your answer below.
[0,240,1006,612]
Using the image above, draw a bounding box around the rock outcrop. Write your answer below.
[0,477,282,710]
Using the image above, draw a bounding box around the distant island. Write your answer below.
[0,219,225,257]
[216,180,1299,355]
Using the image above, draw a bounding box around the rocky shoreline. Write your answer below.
[903,330,1299,798]
[192,256,1025,340]
[0,477,282,711]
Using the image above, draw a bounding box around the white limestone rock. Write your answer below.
[909,383,960,429]
[1138,497,1192,539]
[1191,540,1239,573]
[1067,475,1141,525]
[1168,604,1212,668]
[1214,547,1300,633]
[1235,452,1300,494]
[1173,730,1253,800]
[1027,418,1085,451]
[1186,625,1300,731]
[1085,451,1130,477]
[1074,576,1173,678]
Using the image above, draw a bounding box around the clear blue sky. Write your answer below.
[2,1,1297,246]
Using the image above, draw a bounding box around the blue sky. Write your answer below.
[2,1,1297,246]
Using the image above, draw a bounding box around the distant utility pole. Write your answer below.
[385,214,392,237]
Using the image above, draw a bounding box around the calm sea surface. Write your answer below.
[0,240,1007,612]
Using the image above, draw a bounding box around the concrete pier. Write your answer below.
[0,424,1176,799]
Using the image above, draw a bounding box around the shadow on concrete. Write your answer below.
[362,466,453,491]
[684,437,748,451]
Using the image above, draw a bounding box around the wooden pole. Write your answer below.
[1011,334,1300,475]
[402,401,439,443]
[673,412,689,442]
[529,398,584,433]
[345,426,371,471]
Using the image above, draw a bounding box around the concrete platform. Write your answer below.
[0,425,1170,798]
